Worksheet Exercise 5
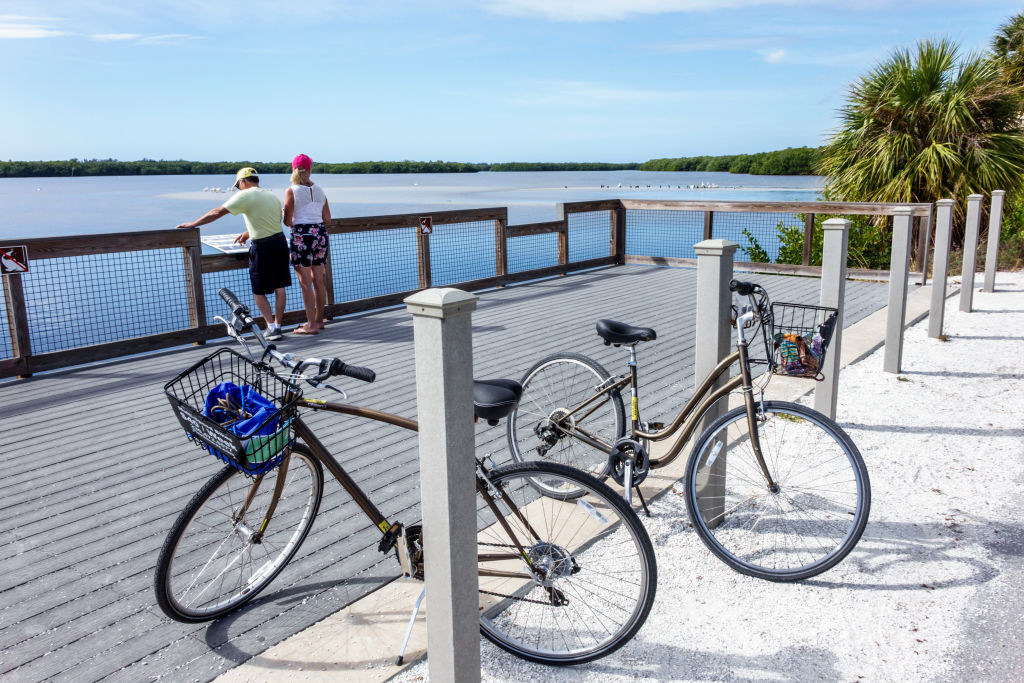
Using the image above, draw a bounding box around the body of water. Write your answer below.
[0,170,823,239]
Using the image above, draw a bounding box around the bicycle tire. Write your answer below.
[683,400,870,581]
[155,443,324,622]
[477,461,656,664]
[507,353,626,496]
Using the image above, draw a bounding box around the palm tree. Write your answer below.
[993,13,1024,87]
[818,39,1024,210]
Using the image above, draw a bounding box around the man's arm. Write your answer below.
[176,206,229,229]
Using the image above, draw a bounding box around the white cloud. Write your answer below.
[484,0,818,21]
[655,36,776,52]
[763,48,786,63]
[0,16,68,39]
[91,33,140,41]
[137,33,200,45]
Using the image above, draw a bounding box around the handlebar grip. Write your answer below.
[330,359,376,383]
[729,280,756,296]
[218,287,250,316]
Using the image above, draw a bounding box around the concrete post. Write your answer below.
[928,199,956,338]
[959,194,983,312]
[883,208,914,374]
[814,219,850,420]
[983,190,1005,293]
[693,239,737,526]
[404,287,481,683]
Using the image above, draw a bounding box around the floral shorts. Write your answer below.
[289,223,328,268]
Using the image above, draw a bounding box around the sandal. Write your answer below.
[292,325,318,335]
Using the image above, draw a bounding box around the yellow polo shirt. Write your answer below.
[223,188,283,240]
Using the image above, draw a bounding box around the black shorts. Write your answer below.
[248,232,292,295]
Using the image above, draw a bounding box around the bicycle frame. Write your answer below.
[548,333,777,487]
[241,395,541,582]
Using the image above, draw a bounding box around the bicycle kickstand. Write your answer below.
[634,486,651,517]
[395,587,426,666]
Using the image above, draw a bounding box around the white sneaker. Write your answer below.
[265,325,283,341]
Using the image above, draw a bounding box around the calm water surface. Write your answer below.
[0,170,822,239]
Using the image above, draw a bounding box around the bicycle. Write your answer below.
[154,288,656,666]
[507,279,870,582]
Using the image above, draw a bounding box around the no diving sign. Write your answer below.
[0,246,29,275]
[418,216,432,235]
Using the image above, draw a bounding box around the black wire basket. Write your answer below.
[769,302,838,380]
[164,348,302,475]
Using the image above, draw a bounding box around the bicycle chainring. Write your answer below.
[607,438,650,487]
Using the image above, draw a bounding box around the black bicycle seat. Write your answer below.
[596,319,657,345]
[473,379,523,423]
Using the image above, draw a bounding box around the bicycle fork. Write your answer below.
[737,342,779,492]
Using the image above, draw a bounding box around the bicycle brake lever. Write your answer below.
[322,383,348,400]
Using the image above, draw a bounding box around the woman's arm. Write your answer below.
[283,187,295,227]
[321,195,331,224]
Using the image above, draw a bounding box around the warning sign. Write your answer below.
[418,216,433,235]
[0,246,28,275]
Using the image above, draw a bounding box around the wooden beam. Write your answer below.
[3,272,32,377]
[10,229,197,259]
[506,221,565,237]
[620,199,932,217]
[703,211,713,240]
[802,213,815,266]
[326,207,507,233]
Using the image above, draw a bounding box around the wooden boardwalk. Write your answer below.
[0,265,889,682]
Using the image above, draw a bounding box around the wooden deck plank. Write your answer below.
[0,265,891,682]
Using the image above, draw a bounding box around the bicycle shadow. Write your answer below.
[203,573,402,668]
[799,516,1016,591]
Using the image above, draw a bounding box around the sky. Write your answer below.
[0,1,1021,163]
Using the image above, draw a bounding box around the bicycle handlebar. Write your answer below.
[216,287,376,386]
[729,280,758,296]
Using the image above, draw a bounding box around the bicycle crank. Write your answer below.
[608,438,650,488]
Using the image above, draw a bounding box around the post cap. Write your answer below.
[967,194,983,201]
[935,198,956,205]
[405,287,478,319]
[822,218,851,231]
[693,239,738,256]
[992,190,1006,196]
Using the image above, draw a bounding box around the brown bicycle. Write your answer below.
[154,288,656,665]
[507,280,870,582]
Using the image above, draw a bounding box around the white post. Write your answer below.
[815,218,850,420]
[693,239,737,526]
[884,208,914,374]
[404,287,481,683]
[983,190,1006,293]
[928,199,955,338]
[959,194,983,312]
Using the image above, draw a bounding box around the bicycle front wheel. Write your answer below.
[507,353,625,486]
[477,461,656,665]
[684,401,870,581]
[154,444,324,622]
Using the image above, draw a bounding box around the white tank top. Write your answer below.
[290,183,327,225]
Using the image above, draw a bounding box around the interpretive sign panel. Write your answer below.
[202,234,249,254]
[0,246,29,275]
[419,216,433,235]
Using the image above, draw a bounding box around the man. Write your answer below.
[177,167,290,340]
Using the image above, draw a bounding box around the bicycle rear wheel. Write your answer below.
[155,444,324,622]
[476,461,656,664]
[507,353,625,491]
[684,400,870,581]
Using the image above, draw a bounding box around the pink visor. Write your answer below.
[292,154,312,171]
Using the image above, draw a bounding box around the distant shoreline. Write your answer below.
[0,147,822,178]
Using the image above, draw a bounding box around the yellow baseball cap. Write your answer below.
[233,167,258,188]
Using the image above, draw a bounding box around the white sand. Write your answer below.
[397,271,1024,682]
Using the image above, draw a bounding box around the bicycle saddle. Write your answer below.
[596,319,657,345]
[473,379,523,424]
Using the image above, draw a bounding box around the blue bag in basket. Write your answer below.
[203,382,289,465]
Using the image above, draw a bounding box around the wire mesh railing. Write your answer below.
[567,210,612,263]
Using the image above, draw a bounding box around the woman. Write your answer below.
[284,153,331,334]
